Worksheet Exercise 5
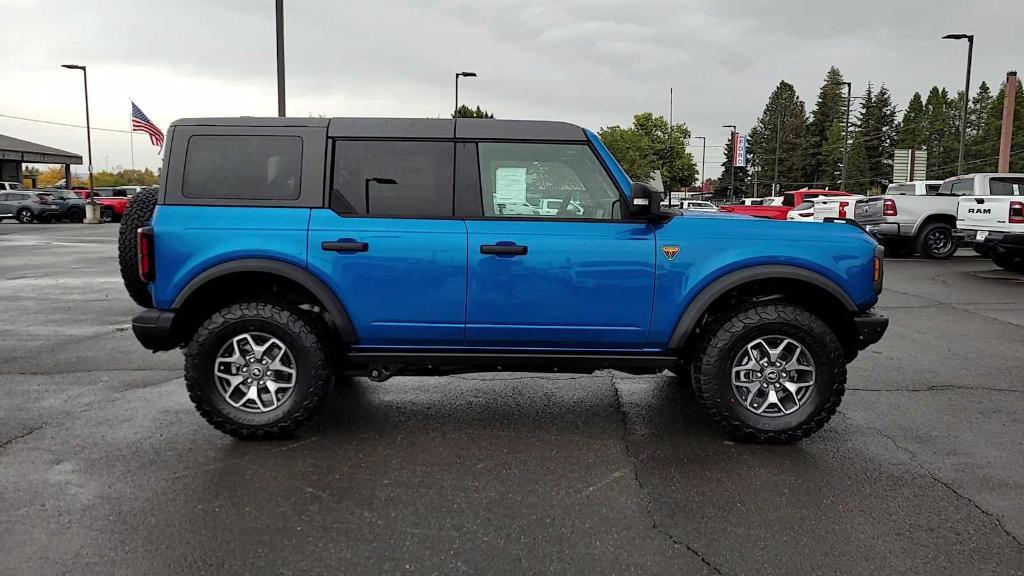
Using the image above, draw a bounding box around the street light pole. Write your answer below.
[722,125,737,201]
[61,64,95,220]
[454,71,477,117]
[943,33,974,176]
[276,0,286,117]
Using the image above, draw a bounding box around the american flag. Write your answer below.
[131,102,164,149]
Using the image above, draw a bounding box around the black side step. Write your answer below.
[344,351,678,376]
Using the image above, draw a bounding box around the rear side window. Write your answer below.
[939,178,975,196]
[793,201,813,211]
[183,135,302,200]
[925,184,941,195]
[331,141,454,217]
[989,177,1024,196]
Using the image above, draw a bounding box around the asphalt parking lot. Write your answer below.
[1,222,1022,575]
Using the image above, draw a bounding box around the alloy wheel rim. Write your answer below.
[731,335,816,417]
[213,332,297,413]
[927,230,952,254]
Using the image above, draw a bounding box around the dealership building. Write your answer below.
[0,133,83,187]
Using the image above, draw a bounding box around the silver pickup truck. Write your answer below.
[868,180,965,259]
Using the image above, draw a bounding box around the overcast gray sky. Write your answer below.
[1,0,1021,176]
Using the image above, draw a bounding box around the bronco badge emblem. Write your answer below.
[661,245,680,261]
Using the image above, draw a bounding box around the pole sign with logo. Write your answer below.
[732,133,749,167]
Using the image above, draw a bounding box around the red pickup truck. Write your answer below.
[72,187,136,222]
[720,190,852,220]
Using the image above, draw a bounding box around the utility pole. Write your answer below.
[276,0,286,117]
[943,33,974,175]
[998,71,1018,172]
[61,64,97,223]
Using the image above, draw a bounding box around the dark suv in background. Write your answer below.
[0,190,63,223]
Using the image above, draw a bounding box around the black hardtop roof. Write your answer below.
[169,117,587,141]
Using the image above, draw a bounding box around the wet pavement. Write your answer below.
[1,222,1022,575]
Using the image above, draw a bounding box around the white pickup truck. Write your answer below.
[866,180,963,258]
[954,173,1024,272]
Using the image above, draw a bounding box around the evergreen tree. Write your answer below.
[974,80,1024,172]
[856,83,899,190]
[715,135,750,198]
[843,129,870,194]
[747,80,809,194]
[965,81,995,168]
[818,122,846,187]
[898,92,927,149]
[452,105,494,118]
[922,87,960,178]
[806,66,849,184]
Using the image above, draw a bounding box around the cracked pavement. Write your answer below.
[1,223,1023,575]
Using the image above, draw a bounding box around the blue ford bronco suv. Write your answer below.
[119,117,887,442]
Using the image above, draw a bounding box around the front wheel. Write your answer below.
[16,208,34,224]
[692,303,846,443]
[184,301,333,439]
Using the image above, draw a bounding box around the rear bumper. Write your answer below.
[853,312,888,349]
[955,230,1024,254]
[132,309,178,352]
[866,222,904,238]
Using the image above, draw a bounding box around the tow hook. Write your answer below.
[367,365,400,382]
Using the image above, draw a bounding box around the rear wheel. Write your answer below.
[184,301,332,439]
[992,253,1024,273]
[692,303,846,443]
[117,188,158,307]
[100,207,115,223]
[915,222,957,259]
[66,207,84,223]
[16,208,34,224]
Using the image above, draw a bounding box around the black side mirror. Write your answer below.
[630,182,669,222]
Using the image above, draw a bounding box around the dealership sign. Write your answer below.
[732,133,749,167]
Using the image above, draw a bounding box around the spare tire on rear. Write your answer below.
[118,188,158,307]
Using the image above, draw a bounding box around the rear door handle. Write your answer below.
[480,244,527,256]
[322,240,368,252]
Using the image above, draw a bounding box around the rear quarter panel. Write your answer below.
[150,206,311,309]
[647,214,879,347]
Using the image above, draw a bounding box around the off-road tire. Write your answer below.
[992,253,1024,273]
[16,208,33,224]
[185,301,332,440]
[117,188,158,307]
[915,222,957,259]
[692,303,846,443]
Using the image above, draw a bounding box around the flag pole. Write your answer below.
[129,99,135,171]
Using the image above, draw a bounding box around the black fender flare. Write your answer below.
[667,265,857,349]
[172,258,357,343]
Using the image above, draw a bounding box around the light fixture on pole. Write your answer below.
[454,72,477,117]
[943,33,974,176]
[723,124,737,201]
[61,63,99,223]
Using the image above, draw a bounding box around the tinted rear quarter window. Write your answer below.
[331,140,454,217]
[989,177,1024,196]
[183,135,302,200]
